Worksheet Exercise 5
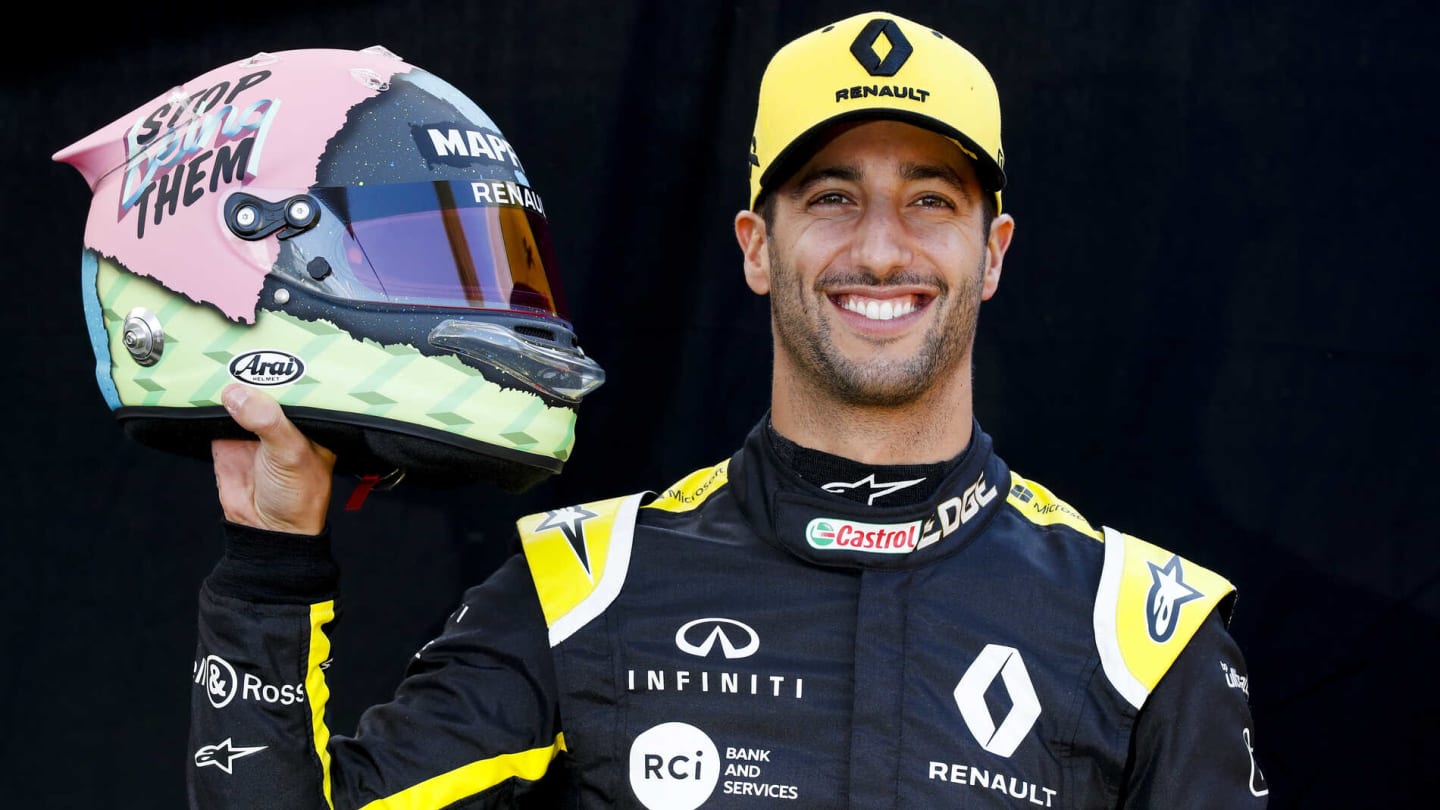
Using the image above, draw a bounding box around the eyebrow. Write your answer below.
[787,161,976,201]
[901,162,971,193]
[788,165,862,196]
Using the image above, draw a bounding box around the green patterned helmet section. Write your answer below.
[95,254,576,463]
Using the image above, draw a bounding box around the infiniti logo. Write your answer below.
[675,618,759,659]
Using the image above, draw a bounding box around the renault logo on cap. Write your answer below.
[850,18,913,76]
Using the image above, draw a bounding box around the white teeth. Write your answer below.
[842,295,916,321]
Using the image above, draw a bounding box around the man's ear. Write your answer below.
[734,209,771,295]
[981,213,1015,301]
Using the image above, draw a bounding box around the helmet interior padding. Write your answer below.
[119,407,558,492]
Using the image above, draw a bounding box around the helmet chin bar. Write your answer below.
[428,319,605,404]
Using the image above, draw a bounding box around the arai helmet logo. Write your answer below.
[805,517,922,554]
[228,350,305,386]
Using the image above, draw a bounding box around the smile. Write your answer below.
[836,294,923,321]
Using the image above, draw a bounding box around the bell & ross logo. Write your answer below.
[193,654,306,709]
[849,18,913,76]
[197,654,238,708]
[675,618,759,659]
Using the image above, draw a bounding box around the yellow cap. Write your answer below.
[748,11,1006,212]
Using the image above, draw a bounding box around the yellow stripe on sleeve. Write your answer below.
[306,599,337,810]
[356,734,568,810]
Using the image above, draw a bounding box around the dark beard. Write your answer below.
[768,243,984,407]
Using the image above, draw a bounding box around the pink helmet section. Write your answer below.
[53,47,412,323]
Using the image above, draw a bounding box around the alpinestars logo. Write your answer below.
[850,18,913,76]
[822,473,925,505]
[1145,555,1202,642]
[194,738,266,774]
[535,504,601,577]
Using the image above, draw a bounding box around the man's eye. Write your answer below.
[810,192,849,206]
[914,194,955,208]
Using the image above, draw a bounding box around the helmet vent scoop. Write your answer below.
[514,324,556,342]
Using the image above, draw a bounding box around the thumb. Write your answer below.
[221,383,315,466]
[222,383,285,439]
[219,383,336,535]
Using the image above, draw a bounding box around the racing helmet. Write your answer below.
[53,45,604,491]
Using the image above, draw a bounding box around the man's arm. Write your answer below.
[1120,608,1270,808]
[188,386,566,808]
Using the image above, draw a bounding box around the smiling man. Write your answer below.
[194,11,1268,809]
[737,119,1010,457]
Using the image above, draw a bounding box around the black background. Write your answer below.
[7,0,1436,806]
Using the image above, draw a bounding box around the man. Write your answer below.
[195,11,1268,808]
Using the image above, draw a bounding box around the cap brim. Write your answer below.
[754,110,1007,210]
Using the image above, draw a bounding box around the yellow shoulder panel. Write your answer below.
[1094,527,1235,708]
[517,492,647,646]
[1005,472,1103,541]
[645,459,730,513]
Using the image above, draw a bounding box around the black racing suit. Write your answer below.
[188,419,1268,808]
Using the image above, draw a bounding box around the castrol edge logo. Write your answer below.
[806,517,921,553]
[806,472,998,554]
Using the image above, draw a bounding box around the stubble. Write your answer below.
[767,241,985,407]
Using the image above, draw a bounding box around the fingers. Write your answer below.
[215,383,337,535]
[212,437,260,527]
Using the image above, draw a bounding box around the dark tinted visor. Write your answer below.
[310,180,567,317]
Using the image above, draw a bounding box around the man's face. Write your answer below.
[746,120,1012,407]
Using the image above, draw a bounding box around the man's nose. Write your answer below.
[850,202,912,277]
